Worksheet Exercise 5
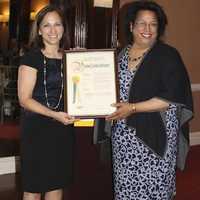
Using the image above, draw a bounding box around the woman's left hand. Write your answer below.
[106,102,135,121]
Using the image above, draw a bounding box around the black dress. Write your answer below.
[20,49,75,193]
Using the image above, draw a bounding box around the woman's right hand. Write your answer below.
[51,111,76,125]
[106,102,135,121]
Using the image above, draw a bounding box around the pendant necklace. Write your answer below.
[43,56,64,110]
[128,52,146,62]
[128,46,149,71]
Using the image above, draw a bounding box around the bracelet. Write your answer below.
[131,103,136,113]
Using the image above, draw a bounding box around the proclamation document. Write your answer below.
[64,49,118,118]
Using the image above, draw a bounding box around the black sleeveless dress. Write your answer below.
[20,49,75,193]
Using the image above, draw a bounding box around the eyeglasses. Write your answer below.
[134,21,158,30]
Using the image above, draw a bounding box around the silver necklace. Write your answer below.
[43,56,64,110]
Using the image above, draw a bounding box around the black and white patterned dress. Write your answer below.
[111,47,179,200]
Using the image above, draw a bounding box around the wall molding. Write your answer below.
[190,131,200,146]
[191,83,200,92]
[0,156,20,175]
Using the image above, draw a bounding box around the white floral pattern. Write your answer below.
[111,47,178,200]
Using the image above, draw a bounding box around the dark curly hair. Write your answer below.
[124,0,168,44]
[29,5,70,50]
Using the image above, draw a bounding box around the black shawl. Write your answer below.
[126,41,193,162]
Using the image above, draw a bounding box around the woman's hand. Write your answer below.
[51,111,76,125]
[106,102,135,121]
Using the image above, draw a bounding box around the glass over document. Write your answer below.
[63,49,118,118]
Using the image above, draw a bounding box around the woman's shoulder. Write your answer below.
[117,45,129,59]
[153,42,186,71]
[20,48,43,69]
[22,48,42,59]
[154,41,180,57]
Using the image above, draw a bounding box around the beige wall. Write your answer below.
[119,0,200,134]
[155,0,200,83]
[156,0,200,134]
[191,92,200,132]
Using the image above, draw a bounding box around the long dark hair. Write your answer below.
[124,0,168,44]
[29,5,70,50]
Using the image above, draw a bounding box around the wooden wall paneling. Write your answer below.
[111,0,120,48]
[18,0,31,43]
[9,0,20,40]
[87,2,112,49]
[74,0,88,48]
[49,0,76,48]
[9,0,31,44]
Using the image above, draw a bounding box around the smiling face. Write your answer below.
[38,11,64,48]
[131,10,158,48]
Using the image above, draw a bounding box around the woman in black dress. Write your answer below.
[18,5,75,200]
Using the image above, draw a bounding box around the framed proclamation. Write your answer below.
[63,49,118,118]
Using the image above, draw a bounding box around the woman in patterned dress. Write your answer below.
[106,1,193,200]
